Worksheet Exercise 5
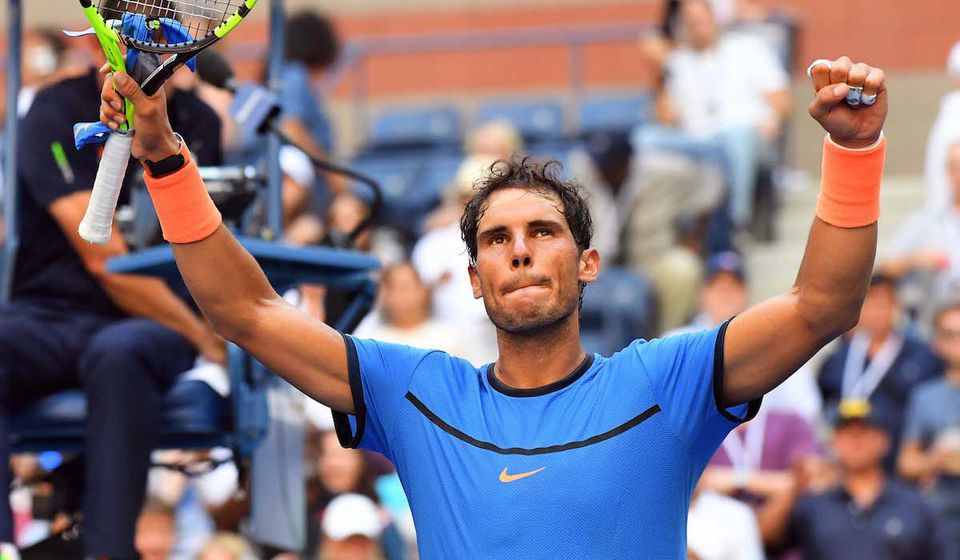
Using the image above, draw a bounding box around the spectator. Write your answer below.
[134,499,177,560]
[924,41,960,212]
[319,494,385,560]
[899,301,960,552]
[355,263,470,358]
[637,0,790,229]
[819,274,941,471]
[768,399,955,560]
[0,60,223,558]
[686,481,764,560]
[882,141,960,327]
[197,532,256,560]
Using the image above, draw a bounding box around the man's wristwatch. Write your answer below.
[142,133,189,178]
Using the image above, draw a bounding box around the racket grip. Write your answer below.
[79,132,133,244]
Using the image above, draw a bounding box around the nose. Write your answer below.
[510,237,533,270]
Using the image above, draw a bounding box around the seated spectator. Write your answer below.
[883,141,960,328]
[768,400,955,560]
[134,499,177,560]
[197,532,256,560]
[899,301,960,553]
[354,263,470,359]
[319,494,385,560]
[637,0,789,229]
[924,41,960,212]
[728,0,798,70]
[819,274,941,471]
[687,481,764,560]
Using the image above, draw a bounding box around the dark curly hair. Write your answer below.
[460,156,594,267]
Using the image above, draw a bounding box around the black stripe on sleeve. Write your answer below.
[331,332,367,449]
[712,318,762,423]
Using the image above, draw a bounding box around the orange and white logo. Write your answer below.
[498,467,545,483]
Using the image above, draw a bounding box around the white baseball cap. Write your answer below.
[322,494,384,541]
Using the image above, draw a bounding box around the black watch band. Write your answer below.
[143,134,187,178]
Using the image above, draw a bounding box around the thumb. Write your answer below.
[808,82,849,120]
[112,71,145,103]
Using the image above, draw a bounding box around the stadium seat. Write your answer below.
[577,94,651,137]
[367,106,462,151]
[475,99,566,142]
[580,266,656,356]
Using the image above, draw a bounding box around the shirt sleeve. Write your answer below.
[17,107,99,208]
[331,333,437,459]
[637,320,762,466]
[280,63,315,124]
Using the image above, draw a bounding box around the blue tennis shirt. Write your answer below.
[333,321,760,559]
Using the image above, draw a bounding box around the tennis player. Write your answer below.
[101,56,887,558]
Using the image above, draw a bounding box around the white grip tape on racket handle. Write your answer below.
[78,132,133,244]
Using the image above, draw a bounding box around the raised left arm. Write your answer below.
[722,57,888,406]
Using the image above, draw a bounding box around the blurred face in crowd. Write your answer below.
[319,431,366,494]
[832,421,890,473]
[468,121,523,161]
[948,143,960,206]
[22,32,60,87]
[856,282,898,339]
[701,272,748,324]
[682,0,718,51]
[380,264,431,329]
[933,307,960,369]
[469,188,598,335]
[320,535,382,560]
[134,508,176,560]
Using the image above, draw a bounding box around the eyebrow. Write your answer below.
[477,219,565,242]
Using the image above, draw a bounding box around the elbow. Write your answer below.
[204,294,278,346]
[794,287,862,340]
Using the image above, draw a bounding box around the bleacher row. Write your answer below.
[350,93,651,234]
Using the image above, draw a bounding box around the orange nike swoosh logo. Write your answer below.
[499,467,545,483]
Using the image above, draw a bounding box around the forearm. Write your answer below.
[99,273,207,344]
[758,483,800,547]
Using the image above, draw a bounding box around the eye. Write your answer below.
[534,229,551,237]
[491,234,507,245]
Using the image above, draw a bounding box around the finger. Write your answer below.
[99,63,111,75]
[829,56,852,86]
[101,109,119,131]
[846,63,869,89]
[101,82,124,112]
[808,82,850,121]
[861,67,885,105]
[112,71,145,104]
[808,59,832,92]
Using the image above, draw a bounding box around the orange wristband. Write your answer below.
[815,134,886,228]
[143,142,222,244]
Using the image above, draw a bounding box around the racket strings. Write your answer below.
[95,0,245,44]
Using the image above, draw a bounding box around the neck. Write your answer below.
[493,312,585,390]
[843,465,885,508]
[867,329,893,355]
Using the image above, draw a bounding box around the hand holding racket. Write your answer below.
[78,0,258,244]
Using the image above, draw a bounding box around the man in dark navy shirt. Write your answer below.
[769,399,956,560]
[0,67,222,558]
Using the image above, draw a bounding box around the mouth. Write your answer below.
[503,281,550,296]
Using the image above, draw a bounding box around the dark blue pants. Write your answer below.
[0,302,196,558]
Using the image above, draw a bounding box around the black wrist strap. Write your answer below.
[142,134,187,178]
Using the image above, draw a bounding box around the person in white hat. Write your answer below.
[319,494,384,560]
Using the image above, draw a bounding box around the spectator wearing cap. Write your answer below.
[924,41,960,212]
[319,494,385,560]
[686,478,765,560]
[819,274,941,472]
[767,400,956,560]
[669,251,822,422]
[899,301,960,552]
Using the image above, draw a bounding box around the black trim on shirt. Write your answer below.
[405,391,660,455]
[487,353,596,397]
[712,318,762,423]
[331,332,366,449]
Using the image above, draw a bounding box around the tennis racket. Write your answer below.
[77,0,258,244]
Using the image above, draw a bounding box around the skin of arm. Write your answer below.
[49,190,225,363]
[722,57,888,406]
[99,70,355,412]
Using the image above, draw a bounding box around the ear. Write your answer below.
[467,264,483,299]
[578,247,601,284]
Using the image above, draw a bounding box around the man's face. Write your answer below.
[134,510,175,560]
[682,0,718,51]
[856,283,898,337]
[321,535,380,560]
[381,264,431,327]
[468,187,599,335]
[832,421,890,472]
[701,272,748,324]
[934,309,960,367]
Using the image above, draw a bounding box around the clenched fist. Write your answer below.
[807,56,887,149]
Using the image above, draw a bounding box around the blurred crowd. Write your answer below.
[2,0,960,558]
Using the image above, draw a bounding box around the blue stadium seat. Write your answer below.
[577,94,651,136]
[351,153,431,229]
[367,106,462,151]
[475,99,566,142]
[580,267,655,357]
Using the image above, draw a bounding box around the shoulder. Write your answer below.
[911,377,949,402]
[883,480,935,511]
[22,74,93,126]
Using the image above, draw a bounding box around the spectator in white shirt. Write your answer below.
[687,482,764,560]
[924,41,960,212]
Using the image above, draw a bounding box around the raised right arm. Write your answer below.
[100,70,355,413]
